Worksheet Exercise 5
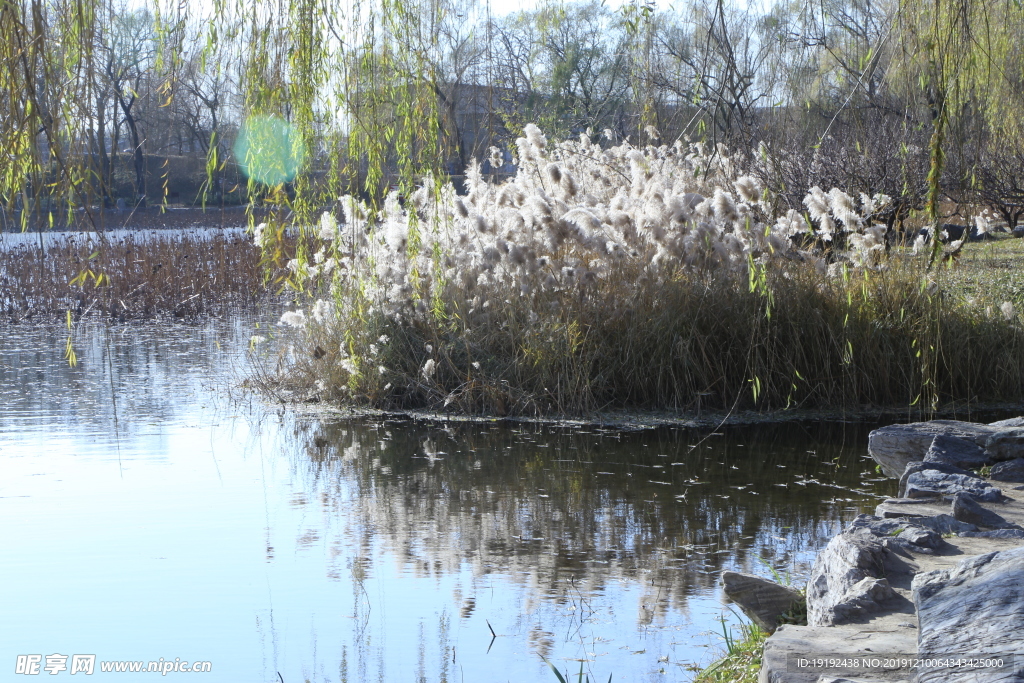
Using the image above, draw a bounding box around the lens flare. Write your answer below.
[233,115,306,186]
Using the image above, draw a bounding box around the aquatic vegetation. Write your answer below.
[263,128,1024,416]
[0,229,284,320]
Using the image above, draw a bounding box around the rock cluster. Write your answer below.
[913,546,1024,682]
[735,416,1024,683]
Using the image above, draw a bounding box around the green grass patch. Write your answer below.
[691,620,768,683]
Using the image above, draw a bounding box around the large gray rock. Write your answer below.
[913,546,1024,682]
[721,571,804,633]
[989,416,1024,428]
[759,624,917,683]
[806,535,896,626]
[922,433,989,470]
[898,461,975,498]
[904,470,1003,502]
[912,514,978,535]
[875,497,949,519]
[990,458,1024,483]
[985,427,1024,462]
[950,492,1022,529]
[868,421,995,478]
[806,516,934,626]
[845,515,943,551]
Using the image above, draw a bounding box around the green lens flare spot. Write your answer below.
[234,115,306,186]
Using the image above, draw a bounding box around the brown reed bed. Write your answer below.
[263,251,1024,417]
[0,228,293,321]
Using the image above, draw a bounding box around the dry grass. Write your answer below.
[256,127,1024,418]
[0,228,291,320]
[267,251,1024,416]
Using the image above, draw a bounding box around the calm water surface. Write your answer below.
[0,314,895,682]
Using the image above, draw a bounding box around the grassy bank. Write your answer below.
[259,129,1024,417]
[691,622,768,683]
[0,228,289,320]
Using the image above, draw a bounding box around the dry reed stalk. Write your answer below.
[0,229,293,320]
[263,255,1024,416]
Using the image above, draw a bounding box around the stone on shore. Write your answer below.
[959,529,1024,539]
[983,427,1024,462]
[911,514,978,535]
[988,416,1024,428]
[897,461,974,498]
[758,624,917,683]
[950,492,1021,529]
[721,571,804,633]
[904,470,1002,502]
[868,421,995,478]
[990,457,1024,483]
[807,535,896,626]
[874,497,948,519]
[913,546,1024,683]
[922,433,989,470]
[806,516,935,626]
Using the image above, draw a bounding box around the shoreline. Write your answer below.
[279,396,1024,432]
[719,417,1024,683]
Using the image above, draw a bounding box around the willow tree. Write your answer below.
[0,0,100,227]
[891,0,1024,259]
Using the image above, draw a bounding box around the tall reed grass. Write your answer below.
[261,127,1024,416]
[0,229,285,320]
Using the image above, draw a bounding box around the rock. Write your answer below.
[758,624,918,683]
[950,492,1022,529]
[721,571,804,633]
[874,497,948,519]
[806,516,927,626]
[1013,225,1024,238]
[913,547,1024,682]
[922,433,989,470]
[806,535,894,626]
[984,427,1024,462]
[958,529,1024,539]
[912,514,978,535]
[989,416,1024,428]
[990,458,1024,483]
[868,421,995,478]
[897,461,974,498]
[845,515,943,550]
[904,470,1003,502]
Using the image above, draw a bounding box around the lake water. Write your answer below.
[0,313,896,682]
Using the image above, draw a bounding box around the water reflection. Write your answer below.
[0,315,896,683]
[276,417,894,680]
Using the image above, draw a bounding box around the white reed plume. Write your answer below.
[828,188,860,230]
[713,189,739,222]
[524,123,547,151]
[488,146,503,171]
[734,176,760,204]
[279,310,306,328]
[803,187,830,224]
[318,212,339,241]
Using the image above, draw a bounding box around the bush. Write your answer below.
[261,127,1024,416]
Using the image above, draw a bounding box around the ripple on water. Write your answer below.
[0,314,894,682]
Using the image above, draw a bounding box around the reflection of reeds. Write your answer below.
[0,230,291,320]
[286,418,879,609]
